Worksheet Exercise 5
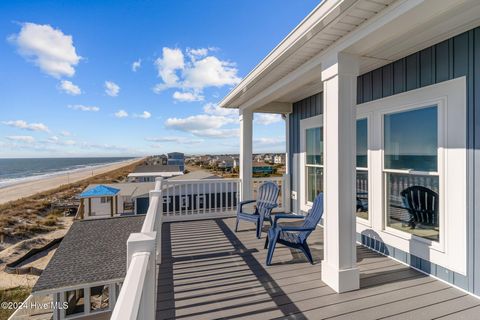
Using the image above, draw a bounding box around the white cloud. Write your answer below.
[2,120,50,132]
[8,22,81,78]
[68,104,100,112]
[132,59,141,72]
[153,47,241,101]
[134,111,151,119]
[6,135,35,143]
[165,114,237,138]
[59,80,81,95]
[203,102,238,117]
[145,136,203,144]
[254,137,286,145]
[154,48,185,91]
[45,135,76,146]
[255,114,283,125]
[60,130,71,136]
[104,81,120,97]
[114,110,128,118]
[173,91,204,102]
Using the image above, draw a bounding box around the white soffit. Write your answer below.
[219,0,396,109]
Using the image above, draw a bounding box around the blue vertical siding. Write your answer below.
[288,93,323,214]
[357,27,479,295]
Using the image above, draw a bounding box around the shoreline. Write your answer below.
[0,158,142,205]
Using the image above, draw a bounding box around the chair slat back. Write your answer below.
[256,181,279,219]
[401,186,438,226]
[299,193,324,242]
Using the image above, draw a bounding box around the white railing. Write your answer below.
[111,179,161,320]
[161,178,240,221]
[111,174,291,320]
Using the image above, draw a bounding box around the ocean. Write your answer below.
[0,157,135,188]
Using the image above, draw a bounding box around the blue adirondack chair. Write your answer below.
[265,193,324,266]
[235,181,279,239]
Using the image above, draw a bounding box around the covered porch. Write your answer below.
[155,218,480,319]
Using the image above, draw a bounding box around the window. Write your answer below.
[65,289,85,316]
[90,285,109,312]
[384,106,439,241]
[356,118,368,220]
[305,126,323,203]
[100,197,111,203]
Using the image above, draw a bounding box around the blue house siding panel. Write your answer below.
[288,92,323,213]
[357,27,479,295]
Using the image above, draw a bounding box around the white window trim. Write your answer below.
[356,115,373,228]
[299,114,323,213]
[356,77,467,275]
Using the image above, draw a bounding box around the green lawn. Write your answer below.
[0,287,31,320]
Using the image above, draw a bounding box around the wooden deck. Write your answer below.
[156,218,480,319]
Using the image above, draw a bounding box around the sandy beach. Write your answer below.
[0,158,141,205]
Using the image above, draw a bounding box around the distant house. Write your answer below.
[78,182,154,218]
[167,152,185,172]
[263,154,273,163]
[31,215,144,319]
[252,161,276,174]
[274,154,285,164]
[127,164,183,182]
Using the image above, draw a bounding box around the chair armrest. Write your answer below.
[263,203,278,210]
[273,213,304,227]
[277,226,315,232]
[237,199,256,213]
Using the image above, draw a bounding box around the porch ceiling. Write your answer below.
[220,0,480,113]
[156,218,480,319]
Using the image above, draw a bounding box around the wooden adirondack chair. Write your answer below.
[264,193,324,266]
[400,185,438,229]
[235,181,279,239]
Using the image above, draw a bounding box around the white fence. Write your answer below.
[111,174,290,320]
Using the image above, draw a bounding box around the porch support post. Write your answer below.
[239,109,253,201]
[320,52,359,293]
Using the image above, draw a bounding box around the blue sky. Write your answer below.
[0,0,319,158]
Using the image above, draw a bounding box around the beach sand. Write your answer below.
[0,158,141,205]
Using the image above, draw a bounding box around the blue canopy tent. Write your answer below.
[79,185,120,219]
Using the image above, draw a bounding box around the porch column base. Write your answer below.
[321,261,359,293]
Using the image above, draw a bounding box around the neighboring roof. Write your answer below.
[134,164,181,173]
[169,170,220,181]
[253,162,274,167]
[82,182,155,198]
[79,185,120,198]
[33,215,145,294]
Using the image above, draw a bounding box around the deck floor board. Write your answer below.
[156,218,480,319]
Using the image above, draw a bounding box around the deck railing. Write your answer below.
[111,174,290,320]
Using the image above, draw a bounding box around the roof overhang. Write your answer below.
[219,0,480,113]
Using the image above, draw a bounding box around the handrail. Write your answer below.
[110,252,150,319]
[163,178,240,184]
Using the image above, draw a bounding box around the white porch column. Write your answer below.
[321,53,359,293]
[239,109,253,201]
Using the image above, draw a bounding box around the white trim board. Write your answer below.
[356,77,467,275]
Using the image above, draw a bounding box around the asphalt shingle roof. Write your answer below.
[32,215,144,293]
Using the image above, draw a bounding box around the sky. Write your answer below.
[0,0,319,158]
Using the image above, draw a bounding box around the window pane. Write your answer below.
[356,170,368,220]
[386,172,439,241]
[90,285,109,312]
[307,167,323,202]
[384,106,437,171]
[356,119,368,168]
[306,127,323,165]
[65,289,85,316]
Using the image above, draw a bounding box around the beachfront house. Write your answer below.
[78,182,154,218]
[127,164,183,182]
[25,1,480,319]
[167,152,185,172]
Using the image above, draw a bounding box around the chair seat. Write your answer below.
[279,231,301,244]
[237,212,260,222]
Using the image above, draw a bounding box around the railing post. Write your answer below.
[282,173,291,213]
[153,177,163,263]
